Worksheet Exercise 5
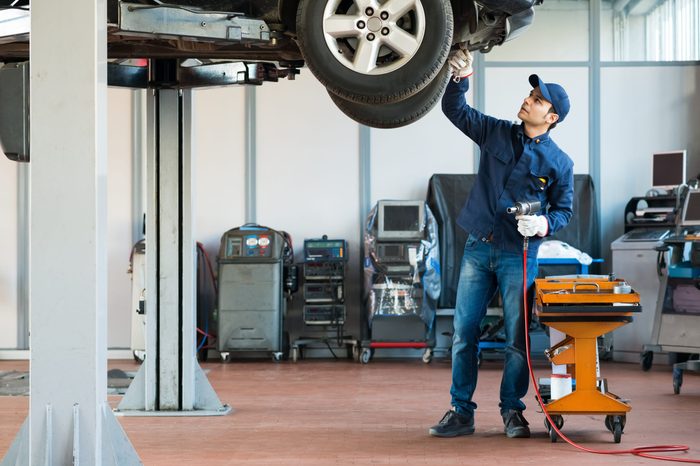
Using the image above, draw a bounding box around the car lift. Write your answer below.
[0,3,299,464]
[111,59,298,416]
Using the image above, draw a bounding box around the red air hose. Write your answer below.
[521,242,700,463]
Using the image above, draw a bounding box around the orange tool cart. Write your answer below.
[534,276,642,443]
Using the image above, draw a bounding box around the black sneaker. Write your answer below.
[429,410,475,437]
[502,409,530,438]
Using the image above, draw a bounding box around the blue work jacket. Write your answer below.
[442,78,574,258]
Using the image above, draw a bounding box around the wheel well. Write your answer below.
[450,0,477,44]
[280,0,301,34]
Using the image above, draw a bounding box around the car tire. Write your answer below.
[328,64,450,128]
[297,0,453,105]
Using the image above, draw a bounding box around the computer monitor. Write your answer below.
[681,189,700,227]
[652,150,686,189]
[377,200,424,241]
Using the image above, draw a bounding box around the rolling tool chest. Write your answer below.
[535,276,642,443]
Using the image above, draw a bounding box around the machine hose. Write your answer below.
[521,241,700,463]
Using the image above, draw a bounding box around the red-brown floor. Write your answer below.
[1,358,699,465]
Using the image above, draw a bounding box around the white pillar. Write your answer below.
[30,0,108,461]
[6,0,140,464]
[117,85,227,416]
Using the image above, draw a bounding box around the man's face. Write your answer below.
[518,87,558,128]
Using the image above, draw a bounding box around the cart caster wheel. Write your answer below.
[673,367,683,394]
[641,351,653,371]
[605,415,625,443]
[220,352,231,363]
[133,350,145,363]
[605,414,627,432]
[291,347,299,363]
[360,348,372,364]
[422,348,433,364]
[613,421,622,443]
[544,419,559,443]
[551,415,564,429]
[272,352,283,362]
[352,344,360,362]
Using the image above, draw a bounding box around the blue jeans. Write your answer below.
[450,234,537,416]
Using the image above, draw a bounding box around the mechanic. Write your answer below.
[429,47,574,439]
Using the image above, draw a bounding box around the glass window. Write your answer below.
[602,0,700,61]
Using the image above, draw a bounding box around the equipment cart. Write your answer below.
[360,282,434,364]
[291,237,358,362]
[360,200,441,364]
[535,276,642,443]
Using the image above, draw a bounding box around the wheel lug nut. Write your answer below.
[365,7,374,16]
[381,27,390,35]
[367,33,376,41]
[380,11,389,20]
[357,20,366,29]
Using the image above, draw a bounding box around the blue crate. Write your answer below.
[668,261,700,279]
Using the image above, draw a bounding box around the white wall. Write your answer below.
[486,1,590,62]
[256,72,363,336]
[193,86,247,261]
[484,67,590,174]
[0,161,17,348]
[0,87,137,350]
[600,65,700,264]
[370,94,475,203]
[107,88,134,349]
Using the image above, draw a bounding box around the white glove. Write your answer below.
[448,46,473,79]
[516,214,549,238]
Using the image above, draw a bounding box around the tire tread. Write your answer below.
[296,0,454,104]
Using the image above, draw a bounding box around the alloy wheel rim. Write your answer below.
[322,0,426,76]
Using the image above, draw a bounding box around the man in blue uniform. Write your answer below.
[429,48,574,439]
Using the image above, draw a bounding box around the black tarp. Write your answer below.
[426,174,599,309]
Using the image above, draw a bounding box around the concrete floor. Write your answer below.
[1,358,699,465]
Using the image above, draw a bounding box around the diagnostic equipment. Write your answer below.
[361,200,439,364]
[376,200,425,241]
[217,225,291,361]
[291,236,357,362]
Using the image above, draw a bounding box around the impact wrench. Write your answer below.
[508,201,699,463]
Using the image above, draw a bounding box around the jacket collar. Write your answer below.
[517,124,551,144]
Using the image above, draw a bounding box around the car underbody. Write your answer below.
[0,0,539,136]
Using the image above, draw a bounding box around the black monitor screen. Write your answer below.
[685,191,700,224]
[652,151,686,188]
[383,205,420,232]
[383,245,401,257]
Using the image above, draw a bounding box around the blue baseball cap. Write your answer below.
[528,74,570,123]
